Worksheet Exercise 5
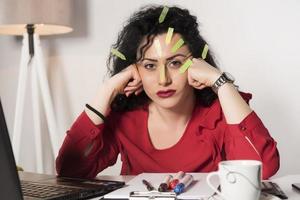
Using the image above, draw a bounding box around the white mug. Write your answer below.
[206,160,262,200]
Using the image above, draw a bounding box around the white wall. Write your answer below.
[1,0,300,177]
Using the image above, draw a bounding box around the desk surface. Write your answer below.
[271,174,300,200]
[19,172,300,200]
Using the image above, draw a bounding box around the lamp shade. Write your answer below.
[0,0,73,35]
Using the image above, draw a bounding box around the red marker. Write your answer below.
[169,171,185,189]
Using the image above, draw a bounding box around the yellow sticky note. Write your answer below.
[154,39,162,57]
[171,38,184,53]
[179,59,193,74]
[159,6,169,23]
[165,27,174,45]
[201,44,209,59]
[111,48,126,60]
[159,65,166,83]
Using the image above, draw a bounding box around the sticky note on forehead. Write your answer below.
[154,39,162,57]
[201,44,209,59]
[111,48,126,60]
[165,27,174,44]
[179,59,193,74]
[159,6,169,23]
[171,38,184,53]
[159,64,166,83]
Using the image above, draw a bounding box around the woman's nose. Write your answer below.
[158,65,172,86]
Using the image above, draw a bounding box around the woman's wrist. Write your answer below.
[85,84,116,125]
[210,71,222,87]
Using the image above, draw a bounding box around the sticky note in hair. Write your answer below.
[159,6,169,23]
[154,39,162,57]
[179,59,193,74]
[111,48,126,60]
[171,38,184,53]
[165,27,174,44]
[201,44,209,59]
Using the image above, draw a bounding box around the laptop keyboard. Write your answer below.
[21,180,83,199]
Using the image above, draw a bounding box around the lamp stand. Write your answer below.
[12,31,60,173]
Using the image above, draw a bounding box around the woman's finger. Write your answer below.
[134,87,144,95]
[124,84,142,92]
[126,81,142,87]
[196,84,207,90]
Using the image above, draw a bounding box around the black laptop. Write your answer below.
[0,99,125,200]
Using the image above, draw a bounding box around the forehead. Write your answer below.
[138,33,190,59]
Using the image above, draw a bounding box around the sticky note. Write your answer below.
[111,48,126,60]
[165,27,174,45]
[179,59,193,74]
[159,6,169,23]
[154,39,162,57]
[160,65,166,83]
[171,38,184,53]
[201,44,209,59]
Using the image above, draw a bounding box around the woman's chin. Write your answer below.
[151,97,182,109]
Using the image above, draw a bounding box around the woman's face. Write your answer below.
[136,33,195,109]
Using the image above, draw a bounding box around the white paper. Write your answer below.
[104,173,219,200]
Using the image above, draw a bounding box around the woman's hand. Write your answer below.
[187,58,221,90]
[106,64,143,97]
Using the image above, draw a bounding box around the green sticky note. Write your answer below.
[154,39,162,57]
[165,27,174,44]
[111,48,126,60]
[159,6,169,23]
[179,59,193,74]
[171,38,184,53]
[201,44,209,59]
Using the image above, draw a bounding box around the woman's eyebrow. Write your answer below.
[141,58,157,62]
[141,54,188,62]
[166,53,188,61]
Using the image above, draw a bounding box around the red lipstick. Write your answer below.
[156,90,176,98]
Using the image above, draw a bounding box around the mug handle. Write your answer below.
[206,172,226,200]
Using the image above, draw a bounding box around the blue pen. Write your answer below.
[174,174,193,195]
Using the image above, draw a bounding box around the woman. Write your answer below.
[56,5,279,179]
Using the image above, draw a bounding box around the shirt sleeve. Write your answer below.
[56,111,119,179]
[223,111,280,179]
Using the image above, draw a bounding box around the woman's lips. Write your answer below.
[156,90,176,98]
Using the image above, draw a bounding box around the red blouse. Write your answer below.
[56,93,279,179]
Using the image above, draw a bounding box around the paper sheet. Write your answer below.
[104,173,219,199]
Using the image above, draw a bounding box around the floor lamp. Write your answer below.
[0,0,73,173]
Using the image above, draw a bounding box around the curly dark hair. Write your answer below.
[107,5,218,112]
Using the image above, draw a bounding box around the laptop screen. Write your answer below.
[0,99,23,199]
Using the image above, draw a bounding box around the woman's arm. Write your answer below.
[56,111,119,178]
[56,64,143,178]
[187,58,280,178]
[217,83,252,124]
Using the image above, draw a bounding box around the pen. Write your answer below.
[142,179,156,191]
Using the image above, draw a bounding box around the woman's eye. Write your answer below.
[144,63,156,70]
[169,60,182,68]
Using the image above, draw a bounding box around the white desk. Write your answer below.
[271,174,300,200]
[96,174,300,200]
[19,172,300,199]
